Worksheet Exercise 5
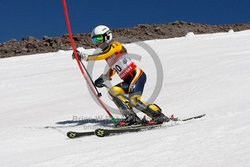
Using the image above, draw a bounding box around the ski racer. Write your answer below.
[73,25,169,125]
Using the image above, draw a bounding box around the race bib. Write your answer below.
[111,55,136,79]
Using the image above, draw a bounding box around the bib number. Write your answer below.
[112,57,130,74]
[113,65,122,73]
[110,55,136,79]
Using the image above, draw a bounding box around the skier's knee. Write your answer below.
[108,86,125,97]
[129,94,143,107]
[109,86,129,108]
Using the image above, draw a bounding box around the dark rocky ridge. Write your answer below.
[1,21,250,58]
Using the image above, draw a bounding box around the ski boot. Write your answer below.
[134,101,169,125]
[117,113,142,126]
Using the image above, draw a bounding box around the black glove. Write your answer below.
[95,77,104,88]
[72,50,80,60]
[95,74,110,88]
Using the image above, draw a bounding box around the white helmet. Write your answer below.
[91,25,112,44]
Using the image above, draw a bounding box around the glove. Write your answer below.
[95,77,104,88]
[95,74,109,88]
[72,50,88,61]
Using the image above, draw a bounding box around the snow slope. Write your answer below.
[1,30,250,167]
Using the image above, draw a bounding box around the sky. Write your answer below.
[0,0,249,43]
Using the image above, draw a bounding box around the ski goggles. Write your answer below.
[92,34,104,43]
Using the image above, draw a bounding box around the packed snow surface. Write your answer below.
[0,30,250,167]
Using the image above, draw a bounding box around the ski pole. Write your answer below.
[62,0,117,124]
[79,60,102,97]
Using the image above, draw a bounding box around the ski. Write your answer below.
[66,125,146,139]
[95,113,206,137]
[94,114,206,137]
[66,114,206,138]
[95,124,162,137]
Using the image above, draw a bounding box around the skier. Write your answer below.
[73,25,169,126]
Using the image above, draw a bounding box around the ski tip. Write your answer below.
[181,113,206,122]
[66,131,77,139]
[197,113,206,118]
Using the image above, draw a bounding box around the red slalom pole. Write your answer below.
[62,0,117,124]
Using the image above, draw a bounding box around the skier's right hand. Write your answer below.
[95,77,104,88]
[95,74,109,88]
